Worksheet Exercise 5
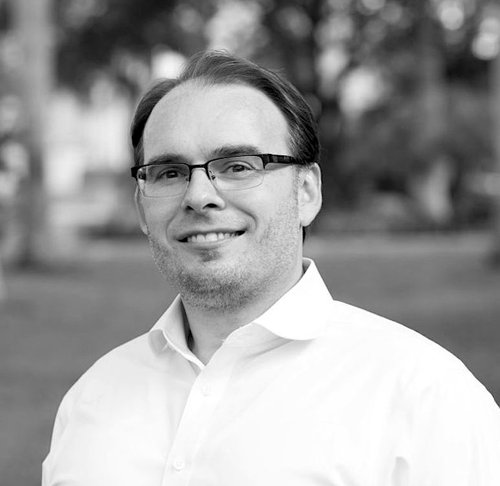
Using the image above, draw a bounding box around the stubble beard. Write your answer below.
[148,236,261,312]
[148,236,299,314]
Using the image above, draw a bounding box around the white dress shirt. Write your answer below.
[42,259,500,486]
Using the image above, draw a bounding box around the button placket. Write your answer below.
[161,350,238,486]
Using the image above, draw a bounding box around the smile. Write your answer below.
[183,231,244,243]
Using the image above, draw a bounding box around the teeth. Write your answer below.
[186,232,238,243]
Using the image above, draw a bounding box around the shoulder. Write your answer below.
[84,332,157,378]
[325,299,454,356]
[57,332,158,416]
[321,299,491,397]
[315,300,500,433]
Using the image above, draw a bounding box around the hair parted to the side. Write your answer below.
[130,50,320,168]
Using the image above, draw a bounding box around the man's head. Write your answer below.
[131,51,322,311]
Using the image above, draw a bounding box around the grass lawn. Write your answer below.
[1,233,499,485]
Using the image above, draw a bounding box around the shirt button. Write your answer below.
[201,384,211,396]
[173,458,185,471]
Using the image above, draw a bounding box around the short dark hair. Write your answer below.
[130,50,320,167]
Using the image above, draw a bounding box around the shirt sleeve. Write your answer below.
[41,389,73,486]
[396,358,500,486]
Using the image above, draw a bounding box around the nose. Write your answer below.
[181,167,226,213]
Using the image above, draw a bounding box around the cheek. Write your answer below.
[142,203,177,235]
[256,195,300,241]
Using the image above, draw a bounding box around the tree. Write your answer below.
[255,0,494,227]
[487,3,500,262]
[55,0,215,97]
[4,0,54,265]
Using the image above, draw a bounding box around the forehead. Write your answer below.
[143,82,291,161]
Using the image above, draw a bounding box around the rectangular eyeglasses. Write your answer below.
[130,153,302,198]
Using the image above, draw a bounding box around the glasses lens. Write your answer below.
[210,155,264,191]
[139,164,189,197]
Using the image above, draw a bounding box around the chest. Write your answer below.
[48,345,407,486]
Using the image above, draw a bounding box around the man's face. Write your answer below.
[137,82,320,310]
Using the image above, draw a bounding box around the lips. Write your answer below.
[178,230,244,243]
[186,232,241,243]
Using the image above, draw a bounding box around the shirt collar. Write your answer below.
[251,258,332,341]
[148,258,333,355]
[149,295,192,358]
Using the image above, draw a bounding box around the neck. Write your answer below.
[181,261,304,364]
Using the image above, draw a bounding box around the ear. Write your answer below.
[134,187,149,235]
[298,163,322,228]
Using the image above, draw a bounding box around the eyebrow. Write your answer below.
[145,154,187,166]
[145,144,262,166]
[210,144,261,158]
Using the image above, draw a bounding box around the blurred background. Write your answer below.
[1,0,500,484]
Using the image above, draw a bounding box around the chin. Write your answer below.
[181,259,240,284]
[153,248,239,287]
[176,263,255,311]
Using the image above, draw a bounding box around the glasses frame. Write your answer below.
[130,153,303,197]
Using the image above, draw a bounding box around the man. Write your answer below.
[43,51,500,485]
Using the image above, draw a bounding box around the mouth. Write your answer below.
[180,231,245,244]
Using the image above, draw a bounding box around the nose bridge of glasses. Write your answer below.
[182,162,222,204]
[188,162,215,181]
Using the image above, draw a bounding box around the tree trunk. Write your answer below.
[9,0,53,266]
[411,2,453,225]
[489,26,500,264]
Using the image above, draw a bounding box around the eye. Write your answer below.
[227,162,253,173]
[217,158,259,174]
[151,165,186,181]
[160,168,182,179]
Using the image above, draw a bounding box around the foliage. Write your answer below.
[54,0,500,228]
[55,0,215,94]
[253,0,496,226]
